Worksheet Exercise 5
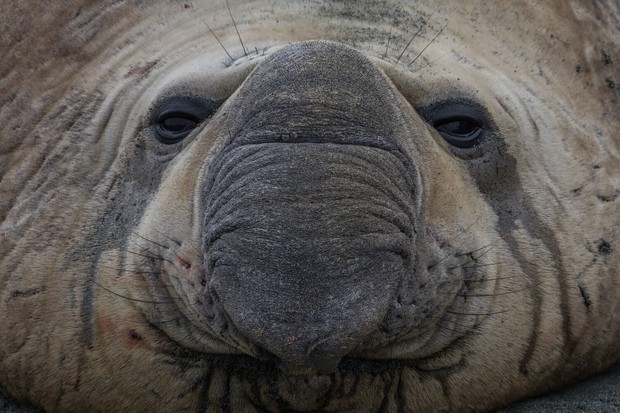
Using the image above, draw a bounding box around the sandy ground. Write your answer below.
[2,363,619,412]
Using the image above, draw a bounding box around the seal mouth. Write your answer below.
[156,342,466,413]
[155,348,420,412]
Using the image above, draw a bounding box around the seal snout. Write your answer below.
[201,142,416,372]
[196,41,419,372]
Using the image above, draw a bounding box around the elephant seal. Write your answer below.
[1,1,618,412]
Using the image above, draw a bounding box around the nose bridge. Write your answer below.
[225,40,406,147]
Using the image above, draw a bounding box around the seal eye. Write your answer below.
[419,100,488,150]
[152,97,221,145]
[156,113,199,144]
[434,117,483,148]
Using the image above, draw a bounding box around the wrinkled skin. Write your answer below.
[0,1,619,412]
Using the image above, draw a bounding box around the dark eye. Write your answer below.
[419,100,488,150]
[156,113,199,144]
[153,97,221,144]
[434,117,483,149]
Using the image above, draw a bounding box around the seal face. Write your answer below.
[0,1,619,412]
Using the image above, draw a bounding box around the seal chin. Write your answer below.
[273,371,341,412]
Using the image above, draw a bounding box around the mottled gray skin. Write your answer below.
[1,1,619,412]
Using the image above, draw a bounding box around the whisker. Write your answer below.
[455,285,532,298]
[98,261,186,288]
[449,261,509,270]
[428,214,493,269]
[119,316,182,326]
[456,231,513,261]
[98,264,162,277]
[203,19,234,62]
[226,0,248,56]
[408,21,448,67]
[120,247,172,264]
[383,24,393,60]
[156,317,182,324]
[149,227,183,248]
[411,53,445,73]
[395,5,439,65]
[472,245,502,262]
[132,231,170,251]
[434,325,468,335]
[131,231,193,267]
[463,274,521,283]
[129,244,170,264]
[150,227,202,256]
[447,309,508,316]
[434,319,483,335]
[459,232,512,258]
[98,265,184,287]
[92,280,174,305]
[111,279,181,291]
